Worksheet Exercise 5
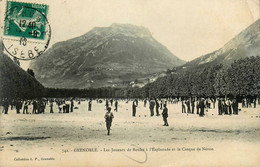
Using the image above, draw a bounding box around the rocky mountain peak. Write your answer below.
[29,23,185,88]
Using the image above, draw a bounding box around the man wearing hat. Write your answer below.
[104,107,114,135]
[162,104,169,126]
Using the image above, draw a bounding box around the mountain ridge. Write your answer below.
[182,18,260,68]
[30,23,185,88]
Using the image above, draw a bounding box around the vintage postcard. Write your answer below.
[0,0,259,166]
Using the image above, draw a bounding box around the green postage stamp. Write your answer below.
[2,1,51,60]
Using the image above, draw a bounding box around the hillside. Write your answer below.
[0,41,45,98]
[141,19,260,98]
[182,18,260,68]
[30,23,185,88]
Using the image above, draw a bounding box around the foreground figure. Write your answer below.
[104,107,114,135]
[162,104,169,126]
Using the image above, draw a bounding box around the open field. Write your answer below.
[0,101,260,167]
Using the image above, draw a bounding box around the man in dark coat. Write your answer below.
[149,99,155,116]
[132,99,137,117]
[155,99,160,116]
[3,98,9,114]
[232,99,238,115]
[186,99,191,113]
[162,104,169,126]
[253,98,256,108]
[88,100,92,111]
[62,101,66,113]
[199,99,205,117]
[70,99,74,112]
[223,100,228,115]
[196,100,200,114]
[114,100,118,112]
[160,100,163,110]
[41,100,46,113]
[32,100,37,114]
[105,99,109,109]
[16,99,22,114]
[104,107,114,135]
[218,98,222,115]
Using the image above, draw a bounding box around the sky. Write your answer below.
[0,0,259,69]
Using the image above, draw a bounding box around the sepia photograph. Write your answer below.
[0,0,259,166]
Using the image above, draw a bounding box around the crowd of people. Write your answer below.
[1,97,258,116]
[1,97,258,135]
[1,98,75,115]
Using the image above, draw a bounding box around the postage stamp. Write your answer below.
[1,1,51,60]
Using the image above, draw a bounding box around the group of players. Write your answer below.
[1,97,258,135]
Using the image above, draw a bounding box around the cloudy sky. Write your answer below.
[1,0,259,69]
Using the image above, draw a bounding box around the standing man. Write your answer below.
[182,100,186,113]
[212,98,216,109]
[160,100,163,110]
[104,107,114,135]
[155,99,160,116]
[41,100,46,114]
[114,100,118,112]
[88,99,92,111]
[16,99,22,114]
[3,98,9,114]
[196,99,200,114]
[232,98,238,115]
[162,104,169,126]
[149,99,155,116]
[32,99,37,114]
[199,99,205,117]
[191,98,195,114]
[218,98,222,115]
[23,100,29,114]
[58,101,63,113]
[132,99,138,117]
[186,99,191,113]
[70,99,74,112]
[105,99,109,109]
[226,98,232,115]
[37,100,41,114]
[50,100,54,113]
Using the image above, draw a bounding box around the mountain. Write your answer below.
[0,41,45,98]
[182,18,260,68]
[141,19,260,98]
[29,23,185,89]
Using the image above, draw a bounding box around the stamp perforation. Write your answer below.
[3,0,49,19]
[6,0,49,6]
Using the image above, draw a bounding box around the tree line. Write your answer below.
[142,56,260,98]
[1,56,259,99]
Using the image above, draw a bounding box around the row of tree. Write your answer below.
[1,55,259,99]
[43,56,260,99]
[142,56,260,98]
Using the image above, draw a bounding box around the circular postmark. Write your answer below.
[1,4,51,60]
